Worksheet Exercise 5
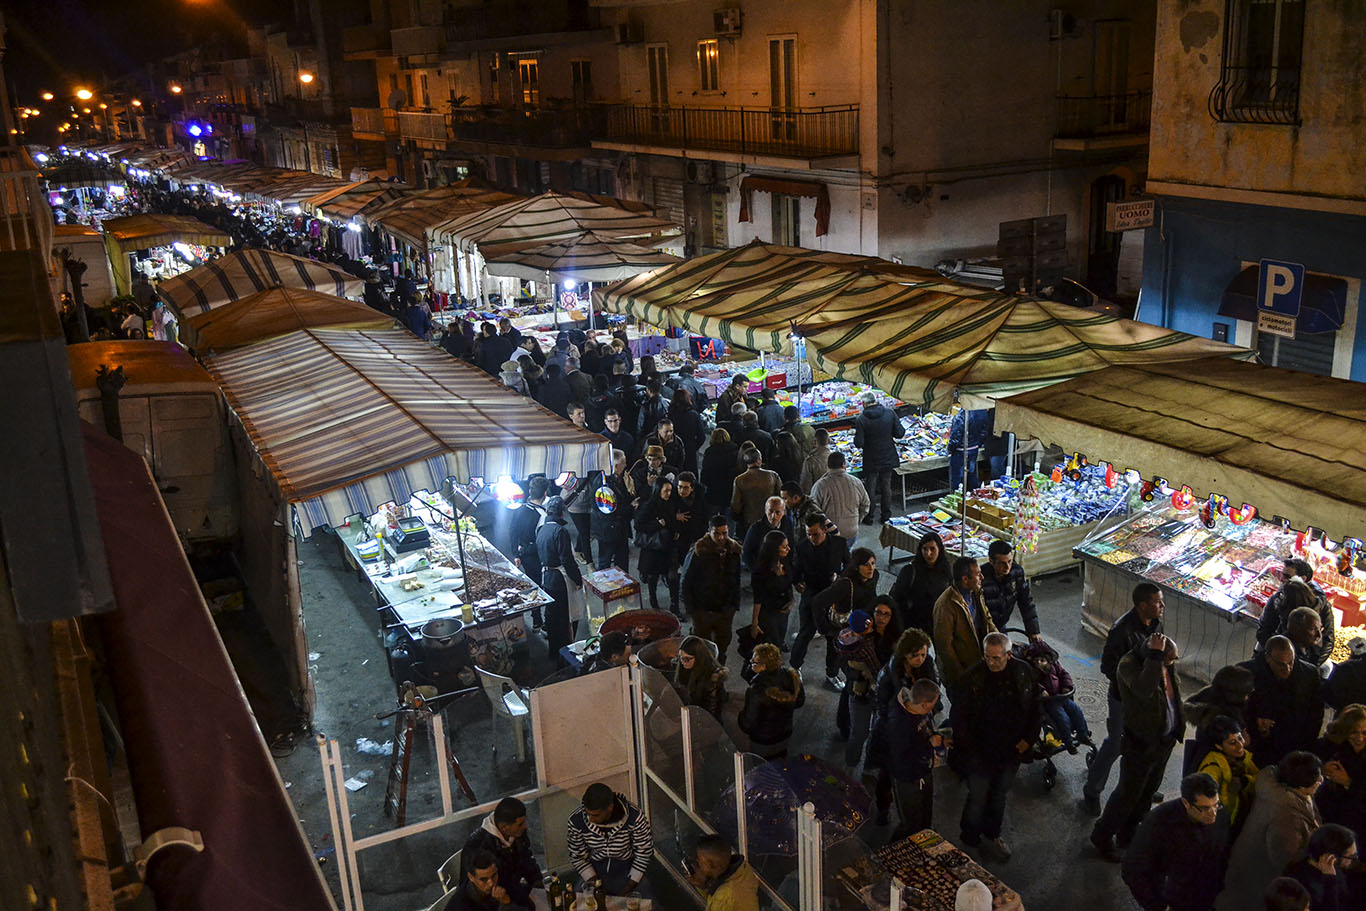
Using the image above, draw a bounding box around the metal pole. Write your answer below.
[680,705,696,813]
[959,405,969,557]
[732,752,748,859]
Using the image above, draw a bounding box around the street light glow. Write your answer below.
[298,71,315,84]
[42,92,55,101]
[131,99,142,107]
[99,103,108,109]
[170,84,183,94]
[76,88,93,100]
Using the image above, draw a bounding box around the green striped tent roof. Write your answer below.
[599,242,1250,410]
[483,229,681,283]
[430,190,679,256]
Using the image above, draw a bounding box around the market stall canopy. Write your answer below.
[994,359,1366,539]
[157,248,365,317]
[246,172,353,208]
[368,186,517,251]
[805,294,1252,410]
[483,229,681,283]
[597,241,948,354]
[303,179,411,220]
[203,327,611,532]
[431,189,678,255]
[102,214,232,296]
[180,287,394,351]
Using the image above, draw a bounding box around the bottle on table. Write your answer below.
[544,874,561,910]
[565,880,577,910]
[593,877,606,909]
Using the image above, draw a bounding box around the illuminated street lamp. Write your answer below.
[170,84,183,94]
[131,99,142,107]
[75,88,93,100]
[42,92,55,101]
[298,71,314,84]
[99,103,108,110]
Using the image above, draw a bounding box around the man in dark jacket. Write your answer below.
[535,364,571,417]
[460,798,543,907]
[733,411,775,466]
[627,445,679,509]
[673,362,710,412]
[537,497,583,667]
[644,418,687,471]
[1084,582,1165,815]
[1092,633,1186,859]
[789,512,849,684]
[681,516,744,658]
[953,631,1040,861]
[451,848,530,911]
[980,540,1042,639]
[589,450,633,571]
[509,477,548,629]
[741,495,797,570]
[586,375,622,432]
[672,472,710,555]
[755,387,785,433]
[1239,635,1324,766]
[636,377,669,440]
[600,409,636,462]
[852,392,905,525]
[1121,773,1230,911]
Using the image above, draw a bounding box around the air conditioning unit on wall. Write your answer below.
[713,8,742,36]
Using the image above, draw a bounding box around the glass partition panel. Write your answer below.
[733,751,801,909]
[685,702,742,829]
[637,665,687,800]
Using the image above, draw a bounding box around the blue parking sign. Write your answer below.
[1257,259,1305,317]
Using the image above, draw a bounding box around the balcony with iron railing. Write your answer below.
[1055,90,1152,139]
[397,110,450,144]
[1208,67,1301,125]
[447,105,605,150]
[351,106,397,138]
[598,103,859,160]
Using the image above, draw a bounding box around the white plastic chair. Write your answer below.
[437,849,461,891]
[475,665,531,762]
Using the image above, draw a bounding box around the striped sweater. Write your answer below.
[565,793,653,883]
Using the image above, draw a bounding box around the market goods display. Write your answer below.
[944,465,1131,533]
[1078,503,1366,623]
[829,411,952,471]
[885,510,995,560]
[695,356,815,397]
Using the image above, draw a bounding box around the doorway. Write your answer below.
[1086,175,1126,297]
[769,36,796,141]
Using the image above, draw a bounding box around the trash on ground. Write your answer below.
[355,737,392,755]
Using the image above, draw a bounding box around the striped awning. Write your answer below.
[180,287,394,351]
[102,214,229,247]
[431,189,679,255]
[805,294,1252,410]
[598,241,1250,410]
[157,249,365,318]
[483,229,681,283]
[245,172,353,208]
[995,359,1366,539]
[368,187,516,251]
[598,241,944,355]
[204,328,611,532]
[303,180,412,220]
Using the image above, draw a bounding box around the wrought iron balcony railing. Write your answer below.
[601,103,859,159]
[1208,66,1301,125]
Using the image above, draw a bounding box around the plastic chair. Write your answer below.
[424,886,458,911]
[437,849,461,891]
[475,665,530,762]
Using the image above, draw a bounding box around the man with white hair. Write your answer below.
[952,631,1040,861]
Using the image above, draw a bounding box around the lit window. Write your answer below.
[697,39,720,92]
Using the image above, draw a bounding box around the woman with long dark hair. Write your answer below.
[634,477,680,612]
[889,531,953,634]
[673,635,728,720]
[700,428,740,518]
[750,529,795,649]
[667,387,705,473]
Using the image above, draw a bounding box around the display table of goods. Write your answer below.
[930,465,1134,575]
[829,411,952,472]
[881,509,996,562]
[834,829,1022,911]
[339,503,551,633]
[1076,503,1366,624]
[695,356,817,398]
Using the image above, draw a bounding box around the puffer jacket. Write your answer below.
[738,667,805,745]
[588,470,633,541]
[980,560,1040,637]
[681,533,743,616]
[852,402,905,470]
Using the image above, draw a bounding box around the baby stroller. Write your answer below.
[1005,629,1097,791]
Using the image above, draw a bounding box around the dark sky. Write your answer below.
[3,0,285,99]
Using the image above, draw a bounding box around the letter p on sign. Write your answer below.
[1257,259,1305,317]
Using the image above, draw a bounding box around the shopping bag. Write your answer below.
[558,567,588,624]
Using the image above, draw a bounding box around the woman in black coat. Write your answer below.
[667,388,706,474]
[889,531,954,634]
[739,643,805,759]
[700,428,740,518]
[634,477,680,612]
[750,530,796,650]
[865,627,940,823]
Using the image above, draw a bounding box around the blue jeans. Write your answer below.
[586,857,651,898]
[1043,698,1092,747]
[1083,693,1124,800]
[960,759,1017,844]
[948,447,980,491]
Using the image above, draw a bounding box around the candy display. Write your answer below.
[1078,503,1366,622]
[885,510,995,560]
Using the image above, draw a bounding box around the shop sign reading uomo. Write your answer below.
[1105,199,1155,232]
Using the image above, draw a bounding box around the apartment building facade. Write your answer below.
[1138,0,1366,380]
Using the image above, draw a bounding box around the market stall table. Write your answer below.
[529,890,652,910]
[1073,501,1366,684]
[862,829,1022,911]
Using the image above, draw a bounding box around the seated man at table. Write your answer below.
[582,631,632,675]
[450,848,530,911]
[566,782,654,896]
[460,797,542,907]
[687,834,759,911]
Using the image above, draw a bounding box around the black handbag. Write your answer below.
[634,527,670,551]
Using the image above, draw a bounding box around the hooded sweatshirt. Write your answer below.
[699,854,760,911]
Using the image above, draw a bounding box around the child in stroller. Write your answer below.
[1018,638,1093,754]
